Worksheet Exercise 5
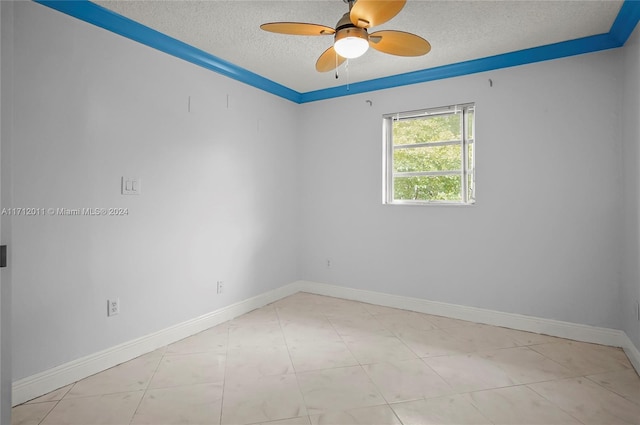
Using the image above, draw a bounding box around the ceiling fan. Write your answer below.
[260,0,431,72]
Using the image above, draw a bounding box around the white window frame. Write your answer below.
[383,103,475,205]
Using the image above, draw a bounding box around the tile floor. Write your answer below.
[12,292,640,425]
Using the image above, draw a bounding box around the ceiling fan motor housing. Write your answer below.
[335,26,368,42]
[334,12,369,58]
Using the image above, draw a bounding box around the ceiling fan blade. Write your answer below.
[260,22,335,36]
[368,30,431,56]
[350,0,406,28]
[316,46,346,72]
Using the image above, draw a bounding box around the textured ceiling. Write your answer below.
[94,0,624,93]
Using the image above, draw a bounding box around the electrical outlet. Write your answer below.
[217,281,224,294]
[107,298,120,317]
[326,258,332,269]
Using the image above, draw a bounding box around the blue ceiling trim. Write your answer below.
[299,33,617,103]
[33,0,640,105]
[609,0,640,45]
[34,0,303,103]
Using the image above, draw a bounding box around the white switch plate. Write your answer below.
[122,177,141,195]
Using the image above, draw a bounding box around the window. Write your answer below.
[383,103,475,205]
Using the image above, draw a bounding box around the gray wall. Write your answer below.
[622,24,640,349]
[298,50,624,330]
[10,2,299,380]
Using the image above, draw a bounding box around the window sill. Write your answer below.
[384,201,475,207]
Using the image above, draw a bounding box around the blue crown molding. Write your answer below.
[610,0,640,45]
[299,33,618,103]
[34,0,640,104]
[34,0,303,103]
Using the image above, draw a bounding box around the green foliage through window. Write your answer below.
[383,104,475,204]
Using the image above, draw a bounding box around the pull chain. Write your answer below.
[333,55,351,90]
[346,59,350,91]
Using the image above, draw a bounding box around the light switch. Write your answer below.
[122,177,141,195]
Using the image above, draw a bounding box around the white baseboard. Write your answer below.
[12,281,301,406]
[296,280,637,356]
[622,334,640,373]
[13,279,640,406]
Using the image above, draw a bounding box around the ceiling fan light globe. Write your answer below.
[334,27,369,59]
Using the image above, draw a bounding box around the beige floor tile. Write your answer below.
[269,295,305,309]
[296,366,385,415]
[530,341,632,375]
[363,358,453,403]
[374,311,439,334]
[259,417,311,425]
[587,368,640,406]
[277,309,330,325]
[391,394,492,425]
[40,391,143,425]
[148,352,225,389]
[424,353,517,392]
[361,303,407,316]
[221,374,307,425]
[422,314,476,329]
[478,346,576,384]
[396,328,476,357]
[225,344,295,379]
[529,377,640,424]
[276,304,327,319]
[279,293,337,308]
[227,322,286,349]
[230,306,280,327]
[288,339,359,372]
[443,324,519,351]
[498,327,564,346]
[65,352,161,398]
[328,315,392,340]
[309,295,356,310]
[12,401,57,425]
[148,346,167,357]
[26,384,73,403]
[280,320,342,345]
[166,325,228,355]
[467,385,582,424]
[322,304,374,320]
[309,405,402,425]
[344,334,418,365]
[270,292,319,306]
[131,382,223,424]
